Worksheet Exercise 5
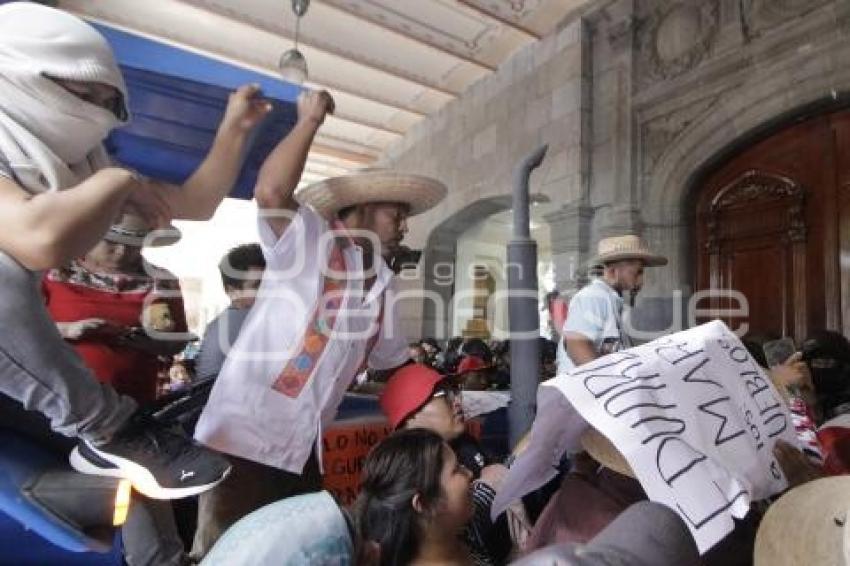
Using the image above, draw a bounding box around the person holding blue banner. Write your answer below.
[0,1,270,504]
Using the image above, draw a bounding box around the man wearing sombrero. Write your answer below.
[557,235,667,373]
[191,90,447,557]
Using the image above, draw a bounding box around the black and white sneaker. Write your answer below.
[69,416,231,500]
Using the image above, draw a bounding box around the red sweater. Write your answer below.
[42,261,186,403]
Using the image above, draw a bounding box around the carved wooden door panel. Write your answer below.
[696,112,846,342]
[835,112,850,337]
[696,172,806,340]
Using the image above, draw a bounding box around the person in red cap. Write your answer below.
[380,363,511,565]
[455,355,491,391]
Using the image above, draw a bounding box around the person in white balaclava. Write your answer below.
[0,0,269,517]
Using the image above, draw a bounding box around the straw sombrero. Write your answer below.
[294,169,447,220]
[580,427,635,479]
[104,213,181,248]
[588,235,667,268]
[754,476,850,566]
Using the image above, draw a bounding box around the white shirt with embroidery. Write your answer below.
[194,206,409,473]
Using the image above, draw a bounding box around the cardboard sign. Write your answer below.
[322,418,393,505]
[495,321,798,553]
[322,417,483,505]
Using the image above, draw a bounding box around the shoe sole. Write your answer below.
[69,445,230,500]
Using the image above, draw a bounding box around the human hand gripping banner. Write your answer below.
[493,320,799,553]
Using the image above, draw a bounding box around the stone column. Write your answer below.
[545,203,594,291]
[420,239,458,340]
[629,220,691,340]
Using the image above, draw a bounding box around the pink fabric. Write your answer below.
[550,298,568,337]
[524,470,645,552]
[818,425,850,475]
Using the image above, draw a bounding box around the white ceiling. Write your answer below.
[59,0,594,186]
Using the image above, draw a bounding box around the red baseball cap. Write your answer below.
[455,355,488,375]
[380,363,447,429]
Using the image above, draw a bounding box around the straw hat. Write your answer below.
[580,427,635,479]
[294,169,447,220]
[754,476,850,566]
[590,235,667,267]
[105,213,181,247]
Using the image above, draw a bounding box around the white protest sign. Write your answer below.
[552,320,797,552]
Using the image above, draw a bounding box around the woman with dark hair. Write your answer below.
[354,428,475,566]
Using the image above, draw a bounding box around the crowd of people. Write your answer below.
[403,335,558,391]
[3,3,850,565]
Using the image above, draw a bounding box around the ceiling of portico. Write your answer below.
[57,0,597,187]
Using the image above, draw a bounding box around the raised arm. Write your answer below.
[254,90,335,239]
[154,84,272,221]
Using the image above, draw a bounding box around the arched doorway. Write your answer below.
[419,196,556,340]
[694,109,850,341]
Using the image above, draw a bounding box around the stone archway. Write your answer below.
[691,109,850,340]
[640,59,850,301]
[420,196,514,339]
[419,195,554,339]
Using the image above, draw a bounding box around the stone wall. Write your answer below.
[382,0,850,339]
[381,19,587,248]
[620,0,850,332]
[380,20,587,338]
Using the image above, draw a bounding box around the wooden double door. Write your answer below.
[695,109,850,342]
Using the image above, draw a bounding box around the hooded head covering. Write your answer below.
[0,2,128,193]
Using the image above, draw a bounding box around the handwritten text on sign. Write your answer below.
[322,419,394,505]
[322,418,484,505]
[555,321,797,553]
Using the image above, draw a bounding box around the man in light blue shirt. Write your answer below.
[557,235,667,373]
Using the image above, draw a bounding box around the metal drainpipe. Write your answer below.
[507,144,547,449]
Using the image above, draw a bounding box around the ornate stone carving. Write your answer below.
[508,1,529,13]
[635,0,720,87]
[707,170,807,247]
[607,16,636,53]
[710,170,803,211]
[640,95,721,174]
[741,0,833,40]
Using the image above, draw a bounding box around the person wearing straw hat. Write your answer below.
[523,427,646,554]
[754,475,850,566]
[556,234,667,373]
[514,500,700,566]
[191,90,448,558]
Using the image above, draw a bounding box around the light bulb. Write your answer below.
[278,48,308,84]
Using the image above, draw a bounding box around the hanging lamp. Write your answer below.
[278,0,310,84]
